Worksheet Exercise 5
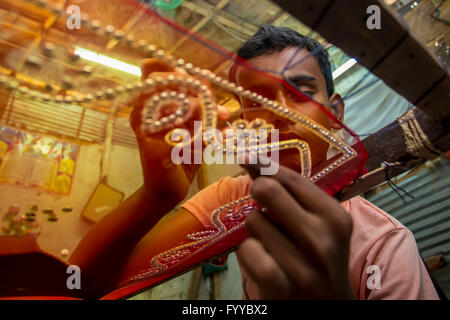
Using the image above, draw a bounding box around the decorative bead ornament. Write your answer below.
[5,4,356,181]
[128,196,261,282]
[0,1,356,182]
[2,1,364,288]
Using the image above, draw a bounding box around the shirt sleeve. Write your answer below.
[181,175,252,229]
[362,227,439,300]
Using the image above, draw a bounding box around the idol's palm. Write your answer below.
[130,59,229,207]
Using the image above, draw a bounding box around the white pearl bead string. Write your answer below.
[3,0,358,183]
[141,90,189,133]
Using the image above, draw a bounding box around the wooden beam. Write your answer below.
[272,0,450,121]
[213,60,233,75]
[337,108,450,201]
[105,2,147,50]
[180,2,287,42]
[271,0,332,28]
[210,272,221,300]
[168,0,231,55]
[16,6,62,71]
[181,0,258,37]
[187,267,202,300]
[271,12,289,26]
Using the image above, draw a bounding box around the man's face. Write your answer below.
[235,47,343,172]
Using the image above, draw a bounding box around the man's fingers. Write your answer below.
[245,212,332,298]
[272,165,339,214]
[244,211,316,287]
[267,166,353,235]
[243,163,342,217]
[140,58,175,79]
[237,238,290,299]
[217,104,230,121]
[249,176,314,237]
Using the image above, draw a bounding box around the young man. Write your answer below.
[70,26,439,300]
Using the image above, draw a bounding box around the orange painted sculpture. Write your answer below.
[0,0,367,299]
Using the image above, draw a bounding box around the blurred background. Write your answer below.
[0,0,448,299]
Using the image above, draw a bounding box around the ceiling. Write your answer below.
[0,0,447,147]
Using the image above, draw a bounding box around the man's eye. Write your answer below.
[302,91,314,98]
[286,90,309,103]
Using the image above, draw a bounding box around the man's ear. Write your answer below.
[329,93,344,130]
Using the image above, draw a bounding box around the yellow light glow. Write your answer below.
[74,47,141,77]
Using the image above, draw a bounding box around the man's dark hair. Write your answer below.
[232,25,335,97]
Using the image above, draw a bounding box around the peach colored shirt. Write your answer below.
[182,175,439,300]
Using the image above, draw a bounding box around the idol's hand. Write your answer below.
[130,59,229,205]
[238,163,355,299]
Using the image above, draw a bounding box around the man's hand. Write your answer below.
[238,163,355,299]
